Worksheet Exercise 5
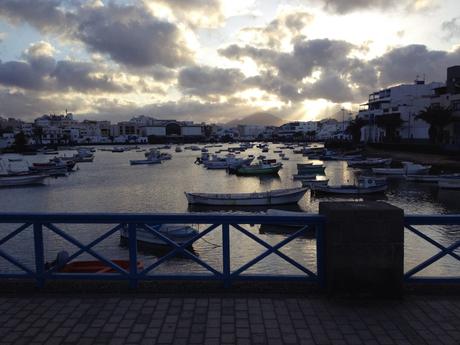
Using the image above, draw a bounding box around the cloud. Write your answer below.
[442,17,460,40]
[0,0,76,34]
[0,42,132,93]
[239,11,314,49]
[0,1,194,70]
[374,44,460,85]
[178,66,246,98]
[77,3,193,69]
[316,0,436,14]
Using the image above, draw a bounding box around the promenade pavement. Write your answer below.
[0,294,459,345]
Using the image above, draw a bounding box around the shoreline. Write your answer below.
[365,146,460,171]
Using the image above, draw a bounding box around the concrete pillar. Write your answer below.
[319,201,404,297]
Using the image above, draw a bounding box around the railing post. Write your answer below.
[316,222,325,288]
[33,222,45,289]
[222,223,231,288]
[128,223,138,289]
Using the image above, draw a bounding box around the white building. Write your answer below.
[277,121,318,138]
[430,66,460,145]
[237,125,266,140]
[357,79,444,143]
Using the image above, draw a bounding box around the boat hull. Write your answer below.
[0,175,47,187]
[311,184,387,194]
[185,187,308,206]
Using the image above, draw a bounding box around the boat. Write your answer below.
[0,174,48,187]
[260,209,316,235]
[309,177,387,194]
[262,147,269,153]
[347,158,392,168]
[46,251,143,273]
[292,174,317,180]
[405,173,460,182]
[236,162,282,175]
[144,149,172,160]
[185,187,308,206]
[373,162,431,175]
[282,157,289,160]
[112,147,125,153]
[300,178,329,187]
[130,152,162,165]
[120,224,199,250]
[30,162,68,176]
[438,178,460,189]
[204,156,253,170]
[175,146,183,152]
[297,164,326,174]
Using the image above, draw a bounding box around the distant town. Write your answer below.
[1,65,459,151]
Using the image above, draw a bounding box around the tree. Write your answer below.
[33,126,43,145]
[346,118,368,143]
[375,114,404,142]
[416,105,454,143]
[13,131,28,152]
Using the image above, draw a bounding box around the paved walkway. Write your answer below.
[0,294,459,345]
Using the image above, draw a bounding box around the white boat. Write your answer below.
[203,155,253,170]
[120,224,198,248]
[310,177,387,194]
[130,151,162,165]
[373,162,431,175]
[438,178,460,189]
[185,187,308,206]
[0,174,48,187]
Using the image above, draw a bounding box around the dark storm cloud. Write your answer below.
[374,44,460,85]
[77,3,192,68]
[0,1,193,70]
[178,66,246,97]
[0,57,131,93]
[442,17,460,40]
[0,0,76,33]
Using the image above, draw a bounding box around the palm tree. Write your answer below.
[416,105,454,143]
[375,114,404,142]
[346,118,368,143]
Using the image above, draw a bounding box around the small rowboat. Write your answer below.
[309,177,387,195]
[185,187,308,206]
[47,251,143,273]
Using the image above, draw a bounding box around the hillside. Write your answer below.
[226,112,284,127]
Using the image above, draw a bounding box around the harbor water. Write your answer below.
[0,144,459,278]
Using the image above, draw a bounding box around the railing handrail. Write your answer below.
[404,215,460,224]
[0,212,326,224]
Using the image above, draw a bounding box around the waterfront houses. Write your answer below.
[357,79,444,143]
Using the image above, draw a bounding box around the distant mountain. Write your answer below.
[226,112,284,127]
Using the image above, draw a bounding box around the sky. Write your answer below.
[0,0,459,123]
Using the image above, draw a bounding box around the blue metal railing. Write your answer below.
[0,213,325,288]
[404,215,460,284]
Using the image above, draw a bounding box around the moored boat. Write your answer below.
[236,162,282,175]
[185,187,308,206]
[438,178,460,189]
[309,177,387,194]
[120,224,198,250]
[0,174,48,187]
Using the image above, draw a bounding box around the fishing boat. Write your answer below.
[236,162,282,176]
[120,224,199,250]
[30,162,68,176]
[185,187,308,206]
[438,178,460,189]
[204,156,253,170]
[309,177,387,194]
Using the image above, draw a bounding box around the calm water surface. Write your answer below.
[0,144,459,277]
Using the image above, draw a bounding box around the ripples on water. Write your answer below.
[0,144,458,277]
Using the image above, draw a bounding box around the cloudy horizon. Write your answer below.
[0,0,459,123]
